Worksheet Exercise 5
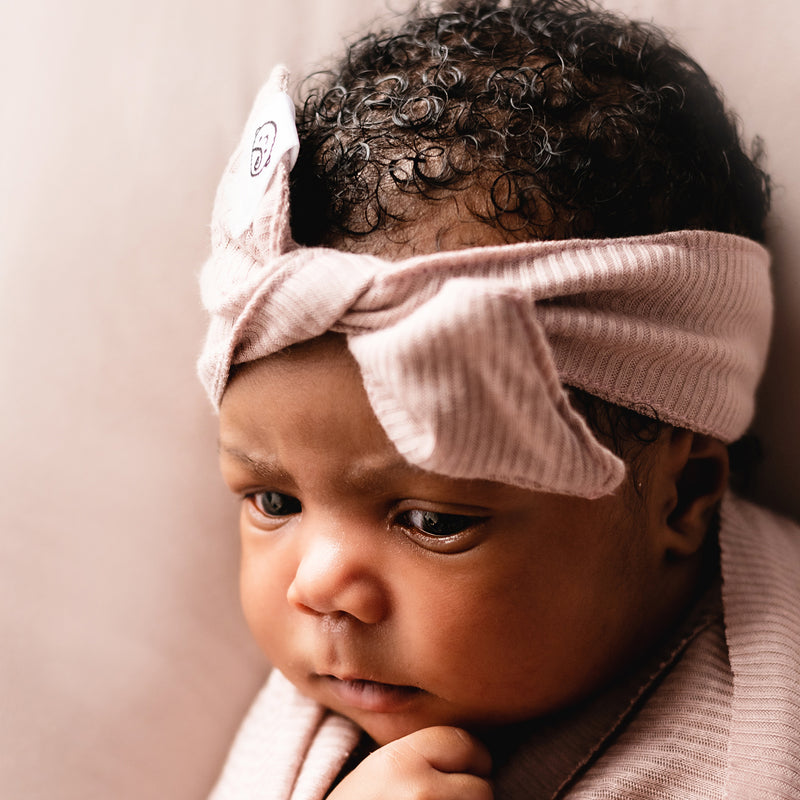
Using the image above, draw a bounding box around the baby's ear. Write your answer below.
[657,428,729,559]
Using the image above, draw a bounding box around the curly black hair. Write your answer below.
[288,0,770,477]
[290,0,769,248]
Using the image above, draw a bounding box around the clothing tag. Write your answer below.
[225,89,299,238]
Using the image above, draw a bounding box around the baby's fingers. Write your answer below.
[328,726,493,800]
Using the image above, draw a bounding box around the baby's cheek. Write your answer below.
[238,544,292,654]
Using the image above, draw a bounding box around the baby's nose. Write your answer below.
[286,520,388,625]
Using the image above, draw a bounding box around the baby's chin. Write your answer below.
[314,687,535,748]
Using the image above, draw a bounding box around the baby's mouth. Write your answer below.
[319,674,423,713]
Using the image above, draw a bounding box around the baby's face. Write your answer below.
[219,335,680,746]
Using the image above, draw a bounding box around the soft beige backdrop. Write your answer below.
[2,2,797,798]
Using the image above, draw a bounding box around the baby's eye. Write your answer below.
[399,509,482,538]
[251,491,301,517]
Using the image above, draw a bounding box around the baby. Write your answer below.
[198,1,800,798]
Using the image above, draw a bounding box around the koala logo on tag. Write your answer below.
[250,121,277,177]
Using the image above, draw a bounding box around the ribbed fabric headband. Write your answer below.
[199,65,772,498]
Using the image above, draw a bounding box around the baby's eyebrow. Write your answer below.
[218,440,469,498]
[218,443,292,483]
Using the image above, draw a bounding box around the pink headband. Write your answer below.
[198,66,772,498]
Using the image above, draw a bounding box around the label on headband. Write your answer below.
[224,89,300,238]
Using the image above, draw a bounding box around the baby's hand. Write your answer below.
[328,726,492,800]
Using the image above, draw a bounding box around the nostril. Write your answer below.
[286,580,318,615]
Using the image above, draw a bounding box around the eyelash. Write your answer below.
[395,509,485,539]
[245,491,486,543]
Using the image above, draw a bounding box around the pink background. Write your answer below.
[2,1,797,797]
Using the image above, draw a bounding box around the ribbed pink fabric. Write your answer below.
[207,495,800,800]
[208,670,359,800]
[566,615,733,799]
[198,67,772,498]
